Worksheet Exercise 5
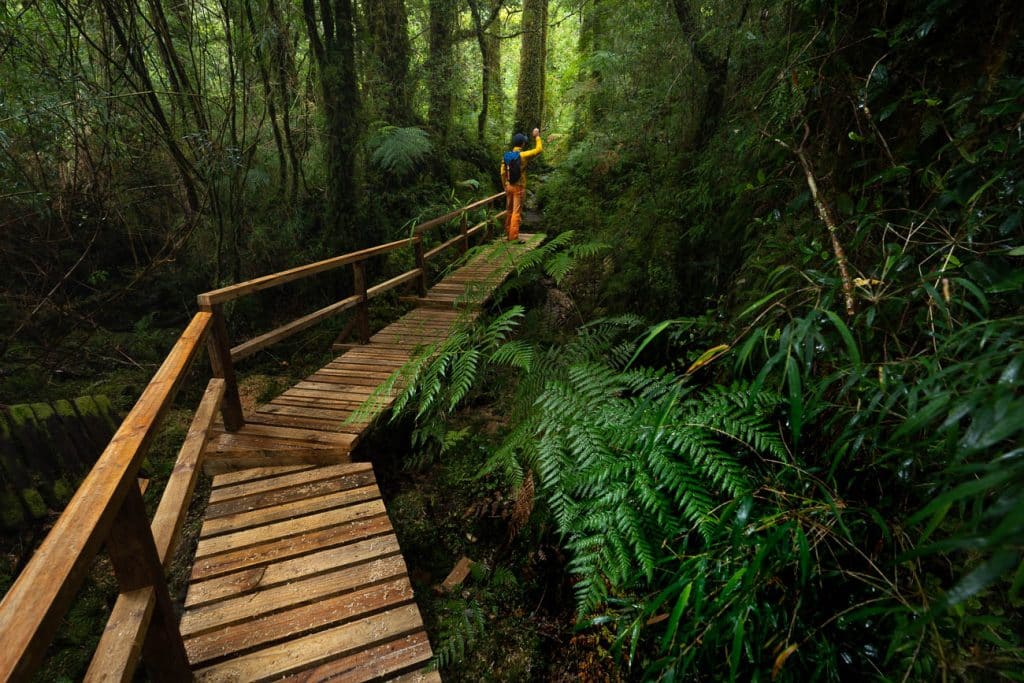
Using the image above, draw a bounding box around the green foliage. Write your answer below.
[367,125,433,176]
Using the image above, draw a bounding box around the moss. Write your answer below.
[52,478,74,505]
[73,396,99,418]
[53,399,77,419]
[7,404,37,429]
[30,402,54,424]
[0,412,10,439]
[0,490,26,529]
[21,487,48,518]
[91,395,118,432]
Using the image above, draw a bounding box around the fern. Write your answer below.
[367,125,431,176]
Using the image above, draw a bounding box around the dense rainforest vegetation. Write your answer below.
[2,0,1022,680]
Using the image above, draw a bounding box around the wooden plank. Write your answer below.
[206,433,348,453]
[210,423,354,446]
[184,535,403,615]
[209,463,369,504]
[185,578,415,666]
[0,311,211,681]
[257,404,357,421]
[387,667,444,683]
[213,465,315,488]
[193,603,425,682]
[195,498,385,558]
[205,469,378,519]
[244,413,350,432]
[190,514,393,581]
[275,631,433,683]
[200,484,380,538]
[231,294,362,362]
[203,449,353,476]
[197,238,414,306]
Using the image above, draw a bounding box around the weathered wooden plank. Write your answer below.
[212,465,315,488]
[193,604,426,682]
[204,468,378,520]
[210,423,354,446]
[0,311,211,681]
[200,484,380,538]
[185,579,414,666]
[275,631,433,683]
[184,535,402,614]
[190,514,392,581]
[195,499,385,558]
[203,449,353,476]
[209,463,369,504]
[386,666,444,683]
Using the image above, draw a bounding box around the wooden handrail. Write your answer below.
[0,311,211,680]
[413,192,504,235]
[212,194,506,363]
[85,378,224,682]
[197,237,414,306]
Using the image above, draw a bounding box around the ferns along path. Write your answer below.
[0,192,544,681]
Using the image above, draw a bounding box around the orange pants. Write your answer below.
[505,185,524,241]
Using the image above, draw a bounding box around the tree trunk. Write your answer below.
[427,0,458,142]
[514,0,547,134]
[303,0,361,249]
[670,0,750,150]
[367,0,411,124]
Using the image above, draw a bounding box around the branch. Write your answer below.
[773,126,857,317]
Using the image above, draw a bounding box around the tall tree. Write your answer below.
[366,0,412,124]
[514,0,548,134]
[427,0,458,142]
[671,0,751,150]
[302,0,361,247]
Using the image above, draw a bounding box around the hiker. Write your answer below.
[501,128,543,242]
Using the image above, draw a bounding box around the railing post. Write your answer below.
[352,261,370,344]
[413,236,428,297]
[107,484,193,682]
[204,304,244,432]
[460,213,469,254]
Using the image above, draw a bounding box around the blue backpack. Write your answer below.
[503,150,522,183]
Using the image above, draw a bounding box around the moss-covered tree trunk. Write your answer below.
[514,0,548,135]
[366,0,411,125]
[427,0,457,143]
[303,0,361,249]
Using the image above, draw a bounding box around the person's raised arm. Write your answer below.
[521,128,543,159]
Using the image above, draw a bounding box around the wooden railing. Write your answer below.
[0,192,506,681]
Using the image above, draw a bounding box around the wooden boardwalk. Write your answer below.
[180,234,544,681]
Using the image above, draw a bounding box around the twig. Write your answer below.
[772,125,857,317]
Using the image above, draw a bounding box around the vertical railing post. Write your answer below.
[460,213,469,254]
[107,484,193,682]
[413,236,428,297]
[204,304,244,432]
[352,261,370,344]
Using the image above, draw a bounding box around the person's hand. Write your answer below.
[532,128,540,138]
